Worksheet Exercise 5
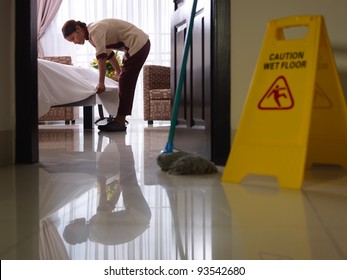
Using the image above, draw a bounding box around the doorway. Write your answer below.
[15,0,231,165]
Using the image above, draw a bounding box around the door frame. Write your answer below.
[15,0,39,163]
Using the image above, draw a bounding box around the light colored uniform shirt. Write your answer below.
[89,207,150,245]
[87,19,149,60]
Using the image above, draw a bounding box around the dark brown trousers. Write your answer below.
[117,39,151,116]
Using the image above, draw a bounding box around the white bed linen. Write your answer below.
[38,58,119,117]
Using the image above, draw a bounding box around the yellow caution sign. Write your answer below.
[222,15,347,189]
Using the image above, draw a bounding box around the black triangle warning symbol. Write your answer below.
[258,76,294,110]
[313,84,333,109]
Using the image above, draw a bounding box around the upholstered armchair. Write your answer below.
[143,65,171,124]
[38,56,79,124]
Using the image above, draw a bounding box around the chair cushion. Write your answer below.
[149,89,171,100]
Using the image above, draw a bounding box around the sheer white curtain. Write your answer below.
[37,0,63,57]
[41,0,172,119]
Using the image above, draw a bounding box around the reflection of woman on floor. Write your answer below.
[63,135,151,245]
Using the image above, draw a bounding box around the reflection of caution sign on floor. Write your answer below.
[222,15,347,189]
[258,76,294,110]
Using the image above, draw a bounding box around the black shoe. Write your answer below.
[98,120,127,132]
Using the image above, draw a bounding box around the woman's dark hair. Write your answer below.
[62,20,87,38]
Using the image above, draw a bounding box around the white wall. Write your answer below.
[230,0,347,130]
[0,0,15,165]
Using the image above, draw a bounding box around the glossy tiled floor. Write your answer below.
[1,120,347,260]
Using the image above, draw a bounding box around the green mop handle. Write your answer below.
[163,0,198,153]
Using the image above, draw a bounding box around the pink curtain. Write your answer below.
[37,0,62,57]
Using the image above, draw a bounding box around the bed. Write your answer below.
[38,58,119,128]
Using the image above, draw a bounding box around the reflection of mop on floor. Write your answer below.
[164,188,187,260]
[157,0,217,175]
[159,170,223,260]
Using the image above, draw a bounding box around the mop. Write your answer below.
[157,0,217,175]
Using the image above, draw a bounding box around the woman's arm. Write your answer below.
[109,55,121,76]
[96,58,107,93]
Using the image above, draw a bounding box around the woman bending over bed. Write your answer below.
[62,18,151,132]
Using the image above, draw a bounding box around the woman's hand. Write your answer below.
[96,83,106,93]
